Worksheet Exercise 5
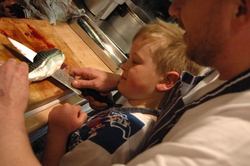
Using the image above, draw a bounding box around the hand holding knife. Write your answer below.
[7,37,117,107]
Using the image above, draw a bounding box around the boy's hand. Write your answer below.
[48,103,87,136]
[86,92,113,111]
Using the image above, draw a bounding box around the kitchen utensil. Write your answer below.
[8,37,117,107]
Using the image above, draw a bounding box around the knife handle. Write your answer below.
[80,88,118,108]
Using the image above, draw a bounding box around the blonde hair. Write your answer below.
[132,19,202,75]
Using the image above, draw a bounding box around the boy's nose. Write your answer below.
[120,61,127,70]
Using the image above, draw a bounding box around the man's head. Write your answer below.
[169,0,250,79]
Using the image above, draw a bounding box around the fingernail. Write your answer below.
[72,80,79,87]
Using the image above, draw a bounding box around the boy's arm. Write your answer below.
[41,104,87,166]
[41,126,69,166]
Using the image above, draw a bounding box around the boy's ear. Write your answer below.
[232,0,250,29]
[156,71,179,92]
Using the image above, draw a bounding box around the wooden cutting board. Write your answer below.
[0,18,85,112]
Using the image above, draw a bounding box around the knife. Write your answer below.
[7,37,117,107]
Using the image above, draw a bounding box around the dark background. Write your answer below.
[131,0,172,21]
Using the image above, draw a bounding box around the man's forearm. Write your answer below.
[0,115,41,166]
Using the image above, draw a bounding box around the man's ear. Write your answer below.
[155,71,179,92]
[232,0,250,29]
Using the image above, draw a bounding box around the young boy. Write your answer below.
[41,19,202,166]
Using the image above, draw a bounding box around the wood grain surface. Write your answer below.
[0,18,86,112]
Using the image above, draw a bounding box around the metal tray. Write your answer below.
[68,14,127,73]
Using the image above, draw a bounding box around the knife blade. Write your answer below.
[7,37,117,107]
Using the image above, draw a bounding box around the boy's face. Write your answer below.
[118,41,164,100]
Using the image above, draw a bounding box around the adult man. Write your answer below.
[71,0,250,165]
[0,0,250,165]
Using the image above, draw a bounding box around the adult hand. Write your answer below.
[0,59,41,166]
[48,103,87,136]
[70,67,121,92]
[0,59,29,117]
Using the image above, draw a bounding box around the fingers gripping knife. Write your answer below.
[7,37,117,107]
